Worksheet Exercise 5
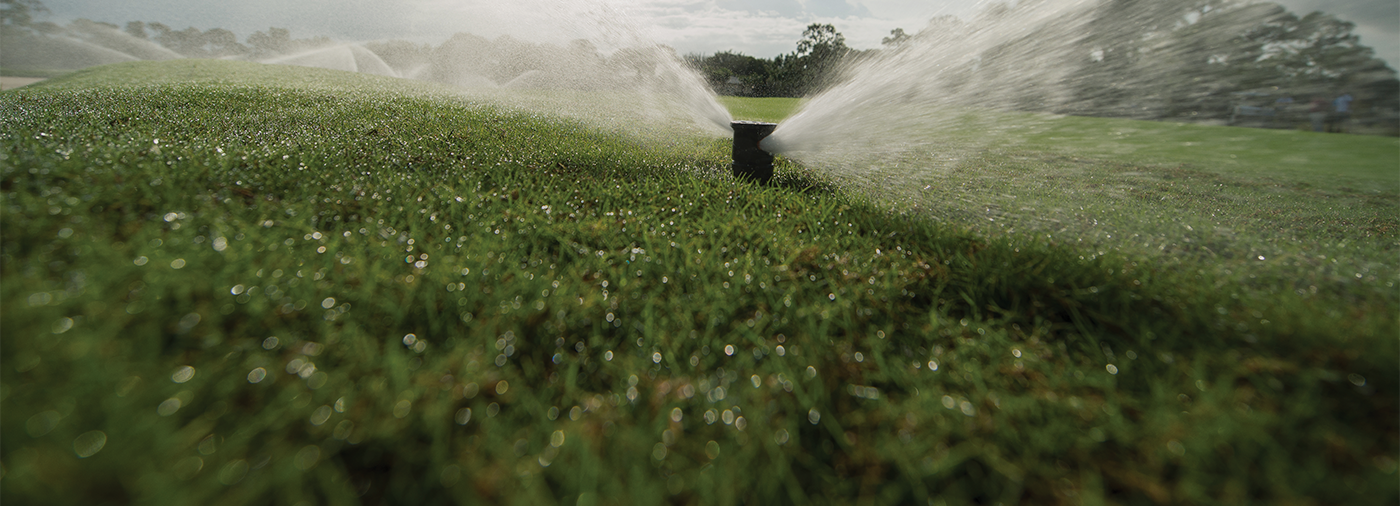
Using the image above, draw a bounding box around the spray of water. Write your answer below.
[2,0,733,136]
[765,0,1099,187]
[346,0,733,135]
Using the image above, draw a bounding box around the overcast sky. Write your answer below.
[40,0,1398,67]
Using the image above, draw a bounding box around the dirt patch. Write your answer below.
[1,77,47,90]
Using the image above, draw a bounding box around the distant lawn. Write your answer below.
[1013,115,1400,193]
[719,96,802,124]
[723,97,1398,193]
[2,61,1395,505]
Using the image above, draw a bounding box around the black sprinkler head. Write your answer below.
[731,121,777,184]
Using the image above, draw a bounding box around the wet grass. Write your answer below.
[2,60,1396,505]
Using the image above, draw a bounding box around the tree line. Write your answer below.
[685,1,1397,129]
[685,23,874,98]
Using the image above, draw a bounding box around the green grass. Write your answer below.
[1012,115,1400,193]
[2,61,1396,505]
[0,68,71,79]
[719,96,803,124]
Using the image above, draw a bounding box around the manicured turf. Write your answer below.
[718,96,803,124]
[2,61,1395,505]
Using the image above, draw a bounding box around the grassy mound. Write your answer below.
[2,60,1395,505]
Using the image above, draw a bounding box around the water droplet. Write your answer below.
[310,405,332,426]
[294,445,321,470]
[750,375,761,388]
[1012,349,1022,358]
[605,350,614,361]
[808,408,820,424]
[735,417,747,430]
[653,352,662,364]
[73,430,107,458]
[774,429,790,445]
[262,336,278,349]
[724,345,734,356]
[52,317,73,334]
[1106,364,1119,375]
[928,360,939,371]
[170,258,186,269]
[960,400,976,416]
[722,410,734,425]
[322,298,336,309]
[441,465,462,488]
[26,411,61,437]
[551,430,566,447]
[1349,374,1367,387]
[219,459,249,485]
[171,366,196,383]
[178,313,201,332]
[133,256,148,266]
[496,381,509,395]
[173,456,204,480]
[670,407,683,422]
[455,407,472,425]
[158,398,182,416]
[942,396,956,409]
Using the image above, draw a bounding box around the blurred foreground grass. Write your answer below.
[2,61,1396,505]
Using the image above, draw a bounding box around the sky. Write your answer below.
[38,0,1399,67]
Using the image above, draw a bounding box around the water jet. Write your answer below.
[731,121,777,183]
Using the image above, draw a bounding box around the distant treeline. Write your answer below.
[685,1,1398,131]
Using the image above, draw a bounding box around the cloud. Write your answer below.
[34,0,1398,66]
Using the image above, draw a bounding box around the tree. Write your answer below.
[153,25,213,57]
[1062,0,1396,126]
[365,39,432,75]
[691,50,772,95]
[247,27,292,58]
[203,28,247,57]
[881,28,910,48]
[795,23,846,58]
[788,23,851,96]
[0,0,47,27]
[124,21,146,39]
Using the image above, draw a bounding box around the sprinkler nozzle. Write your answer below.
[731,121,777,184]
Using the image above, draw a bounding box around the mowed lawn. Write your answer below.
[1,61,1395,505]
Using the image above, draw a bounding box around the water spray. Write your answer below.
[731,121,778,183]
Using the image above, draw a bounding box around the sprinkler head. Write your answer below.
[731,121,777,184]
